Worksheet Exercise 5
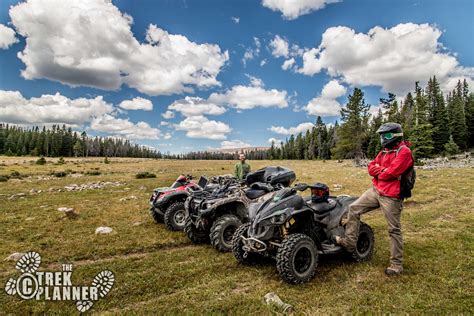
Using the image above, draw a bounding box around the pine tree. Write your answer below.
[410,123,434,160]
[380,93,401,123]
[367,109,383,158]
[400,92,415,138]
[0,125,5,154]
[426,76,449,153]
[447,80,468,149]
[332,88,370,159]
[444,135,459,156]
[414,81,428,125]
[465,93,474,148]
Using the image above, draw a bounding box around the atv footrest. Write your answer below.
[319,242,343,255]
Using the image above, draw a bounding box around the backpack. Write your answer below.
[396,145,416,199]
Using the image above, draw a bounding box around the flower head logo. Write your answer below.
[16,252,41,273]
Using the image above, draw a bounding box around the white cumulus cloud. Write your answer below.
[168,96,226,117]
[175,115,231,140]
[119,97,153,111]
[269,122,314,135]
[305,80,347,116]
[91,114,161,140]
[262,0,340,20]
[282,58,296,71]
[0,90,162,140]
[269,35,289,58]
[298,23,474,94]
[242,37,261,66]
[161,111,175,119]
[220,140,252,149]
[0,90,113,126]
[9,0,228,96]
[0,24,18,49]
[209,85,288,110]
[268,137,283,145]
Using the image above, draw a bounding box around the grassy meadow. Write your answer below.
[0,157,472,314]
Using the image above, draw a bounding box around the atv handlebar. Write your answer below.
[294,183,309,191]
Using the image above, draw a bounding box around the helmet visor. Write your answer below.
[381,132,403,140]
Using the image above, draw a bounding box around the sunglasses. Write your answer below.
[381,132,403,140]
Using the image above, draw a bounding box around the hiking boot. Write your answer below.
[335,236,355,252]
[384,264,403,276]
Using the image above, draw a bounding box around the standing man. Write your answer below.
[336,122,414,276]
[234,153,251,180]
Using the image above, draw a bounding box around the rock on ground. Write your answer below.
[95,227,113,234]
[5,252,26,261]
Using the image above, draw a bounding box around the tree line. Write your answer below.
[1,77,472,161]
[0,124,162,158]
[182,77,473,161]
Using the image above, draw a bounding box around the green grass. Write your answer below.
[0,157,472,314]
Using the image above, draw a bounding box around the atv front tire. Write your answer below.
[184,216,210,244]
[276,233,318,284]
[210,214,242,252]
[164,202,186,231]
[232,223,261,265]
[348,222,375,262]
[149,207,164,223]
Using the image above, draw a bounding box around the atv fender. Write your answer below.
[326,196,358,230]
[201,195,250,219]
[289,208,323,250]
[155,190,190,209]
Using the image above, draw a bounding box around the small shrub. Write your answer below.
[36,157,47,165]
[10,171,22,179]
[85,170,101,176]
[444,136,460,156]
[135,171,156,179]
[0,175,9,182]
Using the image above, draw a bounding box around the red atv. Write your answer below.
[149,175,213,231]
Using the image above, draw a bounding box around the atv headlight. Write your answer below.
[261,208,291,226]
[271,213,287,224]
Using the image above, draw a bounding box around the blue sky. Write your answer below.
[0,0,473,153]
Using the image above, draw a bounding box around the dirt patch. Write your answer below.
[404,201,417,208]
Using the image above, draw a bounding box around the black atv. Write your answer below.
[149,175,217,231]
[232,183,375,284]
[185,167,296,253]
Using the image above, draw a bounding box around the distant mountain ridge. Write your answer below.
[207,146,270,154]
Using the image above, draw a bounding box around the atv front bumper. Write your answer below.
[241,236,268,252]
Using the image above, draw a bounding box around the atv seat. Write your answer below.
[308,198,337,214]
[245,189,267,200]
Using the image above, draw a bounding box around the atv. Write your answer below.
[232,183,375,284]
[185,166,296,253]
[149,175,217,231]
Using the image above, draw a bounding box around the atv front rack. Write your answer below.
[241,236,268,252]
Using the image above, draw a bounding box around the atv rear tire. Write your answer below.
[164,202,186,231]
[276,233,318,284]
[232,223,261,265]
[184,216,209,244]
[210,214,242,252]
[149,207,164,223]
[348,222,375,262]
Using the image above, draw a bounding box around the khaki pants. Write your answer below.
[345,186,403,266]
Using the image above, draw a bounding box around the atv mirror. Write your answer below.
[294,183,309,191]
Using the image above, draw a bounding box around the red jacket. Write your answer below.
[368,141,414,199]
